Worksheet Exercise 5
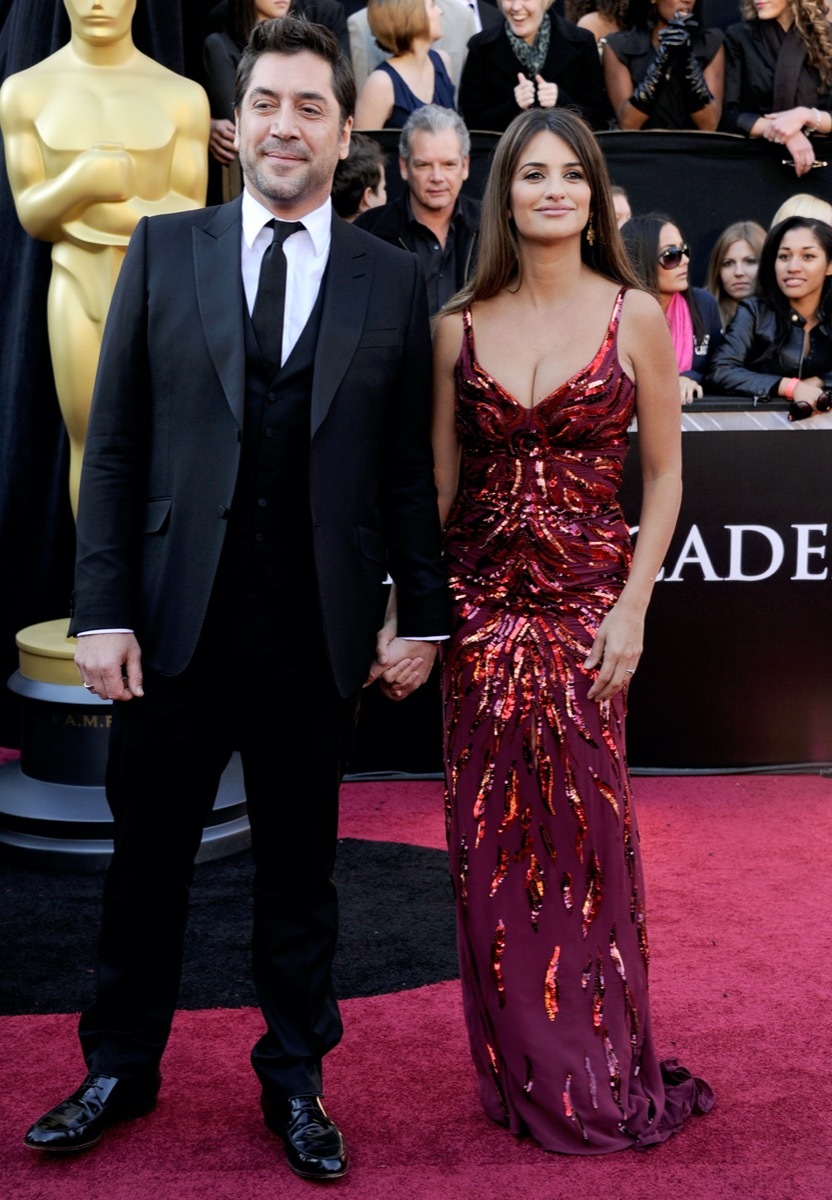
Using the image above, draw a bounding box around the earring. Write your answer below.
[586,214,596,247]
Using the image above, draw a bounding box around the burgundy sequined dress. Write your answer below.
[443,290,713,1154]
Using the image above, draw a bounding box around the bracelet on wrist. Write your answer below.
[783,376,801,401]
[802,107,823,136]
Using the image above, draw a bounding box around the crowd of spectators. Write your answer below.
[196,0,832,412]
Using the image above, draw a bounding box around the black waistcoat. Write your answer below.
[209,279,327,651]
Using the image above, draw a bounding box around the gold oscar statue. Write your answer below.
[0,0,209,517]
[0,2,221,862]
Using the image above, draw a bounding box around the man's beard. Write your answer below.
[240,139,325,207]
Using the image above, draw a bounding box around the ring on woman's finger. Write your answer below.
[624,668,635,676]
[83,682,95,690]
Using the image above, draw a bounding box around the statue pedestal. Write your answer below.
[0,619,250,868]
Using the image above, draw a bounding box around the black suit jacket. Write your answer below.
[69,200,449,697]
[459,13,610,132]
[721,19,832,136]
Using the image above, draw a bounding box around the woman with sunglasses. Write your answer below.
[721,0,832,178]
[707,216,832,420]
[621,214,723,404]
[604,0,724,130]
[704,219,766,328]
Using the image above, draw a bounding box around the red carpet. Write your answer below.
[2,774,831,1199]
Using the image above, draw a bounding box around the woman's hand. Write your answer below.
[365,617,437,700]
[764,111,817,175]
[679,375,702,405]
[764,107,812,142]
[791,379,825,407]
[209,118,237,165]
[535,75,559,109]
[515,72,536,110]
[584,603,644,703]
[783,129,816,177]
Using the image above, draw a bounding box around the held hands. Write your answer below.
[75,632,143,702]
[209,118,237,165]
[515,73,558,111]
[584,603,644,702]
[364,618,438,701]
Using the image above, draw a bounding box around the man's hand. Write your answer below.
[75,632,144,701]
[365,622,437,701]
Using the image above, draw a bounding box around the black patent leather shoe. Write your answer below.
[24,1072,160,1152]
[262,1094,348,1180]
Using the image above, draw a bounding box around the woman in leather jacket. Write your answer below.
[707,215,832,417]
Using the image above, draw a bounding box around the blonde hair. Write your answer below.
[704,220,766,326]
[770,193,832,227]
[740,0,832,88]
[367,0,430,55]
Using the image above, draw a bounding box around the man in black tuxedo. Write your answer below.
[24,17,448,1182]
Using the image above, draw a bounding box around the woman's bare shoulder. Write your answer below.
[433,308,466,359]
[620,286,666,329]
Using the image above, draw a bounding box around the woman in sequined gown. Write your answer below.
[432,108,714,1154]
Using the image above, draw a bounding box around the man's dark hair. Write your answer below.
[234,16,357,123]
[331,134,386,219]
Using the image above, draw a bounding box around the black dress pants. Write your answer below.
[78,594,359,1101]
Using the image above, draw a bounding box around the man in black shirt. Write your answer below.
[355,105,480,315]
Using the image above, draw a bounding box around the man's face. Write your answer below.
[235,51,352,217]
[400,128,469,217]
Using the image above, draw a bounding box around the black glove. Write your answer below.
[683,50,713,112]
[630,13,695,115]
[658,16,692,52]
[630,38,674,114]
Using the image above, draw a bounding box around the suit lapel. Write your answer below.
[311,216,373,437]
[193,197,246,426]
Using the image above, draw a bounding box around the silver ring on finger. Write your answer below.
[624,668,635,676]
[83,682,95,690]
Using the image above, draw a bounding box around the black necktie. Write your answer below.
[252,219,305,366]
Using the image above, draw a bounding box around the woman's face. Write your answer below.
[657,223,689,295]
[425,0,444,41]
[500,0,548,45]
[654,0,695,24]
[719,238,759,301]
[752,0,792,27]
[509,131,591,245]
[254,0,291,19]
[612,191,631,227]
[774,226,832,309]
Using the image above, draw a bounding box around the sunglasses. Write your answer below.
[789,390,832,422]
[658,244,690,270]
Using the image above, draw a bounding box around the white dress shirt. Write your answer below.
[241,187,332,367]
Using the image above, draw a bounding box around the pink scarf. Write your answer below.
[666,292,693,373]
